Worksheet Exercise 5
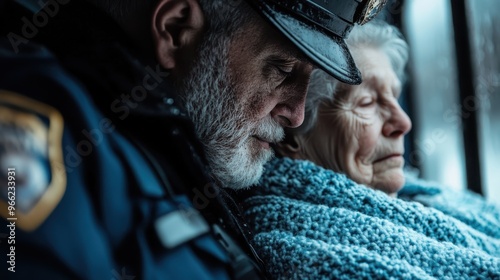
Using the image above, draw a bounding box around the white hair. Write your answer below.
[293,20,409,136]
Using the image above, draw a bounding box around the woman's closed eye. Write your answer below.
[359,96,376,107]
[352,95,378,119]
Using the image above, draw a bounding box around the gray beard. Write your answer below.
[176,32,283,190]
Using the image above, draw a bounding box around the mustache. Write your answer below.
[252,117,285,144]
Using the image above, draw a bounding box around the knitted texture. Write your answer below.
[400,175,500,240]
[242,158,500,279]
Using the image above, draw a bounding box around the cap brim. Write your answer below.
[255,3,362,85]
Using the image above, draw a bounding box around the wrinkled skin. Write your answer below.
[176,14,314,189]
[301,47,412,195]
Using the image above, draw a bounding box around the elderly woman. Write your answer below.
[241,21,500,279]
[276,23,411,196]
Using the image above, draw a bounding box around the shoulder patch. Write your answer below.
[0,90,66,231]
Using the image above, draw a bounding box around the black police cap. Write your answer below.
[245,0,388,84]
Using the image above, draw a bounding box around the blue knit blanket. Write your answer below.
[242,158,500,279]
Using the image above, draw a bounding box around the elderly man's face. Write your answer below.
[178,16,314,189]
[312,47,411,194]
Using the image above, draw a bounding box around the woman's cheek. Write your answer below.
[356,118,382,163]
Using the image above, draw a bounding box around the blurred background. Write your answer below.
[379,0,500,203]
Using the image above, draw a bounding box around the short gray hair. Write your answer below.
[293,20,409,136]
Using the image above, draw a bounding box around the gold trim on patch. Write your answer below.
[0,90,66,231]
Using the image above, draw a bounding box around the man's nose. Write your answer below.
[383,102,412,137]
[272,65,313,128]
[271,95,306,128]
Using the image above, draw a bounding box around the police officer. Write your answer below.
[0,0,387,279]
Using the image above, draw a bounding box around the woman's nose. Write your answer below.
[382,102,412,137]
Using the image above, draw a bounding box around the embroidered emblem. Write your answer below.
[0,90,66,231]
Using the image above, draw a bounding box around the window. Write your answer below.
[382,0,499,203]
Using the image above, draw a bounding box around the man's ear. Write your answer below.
[151,0,204,70]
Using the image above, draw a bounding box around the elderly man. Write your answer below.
[0,0,387,279]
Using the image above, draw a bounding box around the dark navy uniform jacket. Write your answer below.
[0,1,264,279]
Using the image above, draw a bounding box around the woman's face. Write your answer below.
[304,47,412,195]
